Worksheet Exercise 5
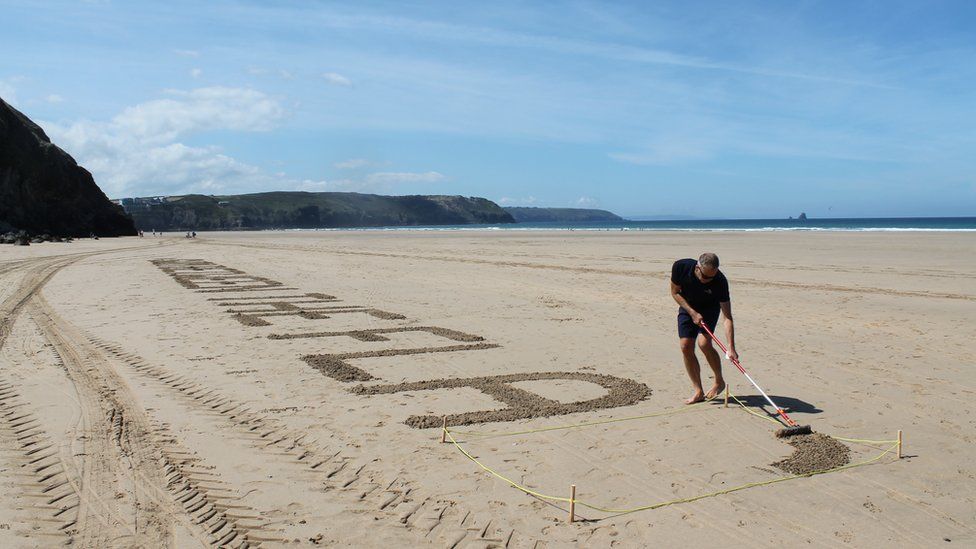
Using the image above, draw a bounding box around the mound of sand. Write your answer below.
[772,433,851,475]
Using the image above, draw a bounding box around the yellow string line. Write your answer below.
[448,398,712,438]
[575,442,899,515]
[831,436,899,445]
[452,391,896,445]
[444,424,898,516]
[441,390,901,517]
[726,392,898,446]
[728,392,784,426]
[444,428,572,503]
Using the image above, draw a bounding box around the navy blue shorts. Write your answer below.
[677,307,720,339]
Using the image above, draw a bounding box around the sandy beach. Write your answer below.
[1,230,973,547]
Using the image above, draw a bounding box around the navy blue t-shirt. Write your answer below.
[671,258,730,311]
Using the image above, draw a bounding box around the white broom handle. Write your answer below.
[703,323,785,413]
[738,368,784,413]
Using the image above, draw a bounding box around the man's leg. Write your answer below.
[679,337,705,404]
[697,333,725,399]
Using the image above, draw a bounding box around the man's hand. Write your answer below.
[726,348,739,362]
[689,310,703,326]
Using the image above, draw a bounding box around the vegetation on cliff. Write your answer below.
[503,207,622,222]
[122,192,515,230]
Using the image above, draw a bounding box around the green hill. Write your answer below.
[503,207,622,222]
[121,191,514,231]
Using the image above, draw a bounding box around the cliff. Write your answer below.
[0,97,136,237]
[122,192,515,230]
[503,207,623,222]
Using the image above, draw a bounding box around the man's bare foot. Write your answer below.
[705,381,726,400]
[685,389,705,404]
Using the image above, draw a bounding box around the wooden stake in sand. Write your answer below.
[724,385,729,408]
[569,484,576,523]
[897,430,903,458]
[440,416,448,443]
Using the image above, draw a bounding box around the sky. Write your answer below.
[2,1,975,218]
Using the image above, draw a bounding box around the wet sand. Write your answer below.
[1,230,974,547]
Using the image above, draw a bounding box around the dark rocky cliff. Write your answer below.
[0,97,136,237]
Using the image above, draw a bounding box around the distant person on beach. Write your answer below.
[670,253,736,404]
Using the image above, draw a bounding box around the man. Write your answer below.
[670,253,737,404]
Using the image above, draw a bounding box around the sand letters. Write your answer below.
[152,258,652,427]
[353,372,652,427]
[151,258,293,292]
[228,304,405,327]
[151,259,403,326]
[301,343,502,382]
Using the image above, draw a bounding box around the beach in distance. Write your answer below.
[1,229,974,547]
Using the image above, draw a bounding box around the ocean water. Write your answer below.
[307,217,976,232]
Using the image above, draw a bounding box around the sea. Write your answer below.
[311,217,976,232]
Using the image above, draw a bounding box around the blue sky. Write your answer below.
[2,1,974,218]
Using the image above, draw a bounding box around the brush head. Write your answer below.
[775,425,813,438]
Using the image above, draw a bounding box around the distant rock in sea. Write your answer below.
[0,96,136,238]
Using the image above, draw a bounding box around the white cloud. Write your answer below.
[0,79,18,105]
[43,87,297,198]
[45,94,63,103]
[110,86,285,145]
[608,149,702,166]
[334,158,369,170]
[173,49,200,57]
[576,196,599,208]
[190,68,202,78]
[247,67,295,80]
[106,143,265,194]
[295,179,330,192]
[497,196,536,205]
[323,72,352,86]
[320,171,447,193]
[38,84,463,198]
[364,171,445,185]
[608,135,713,165]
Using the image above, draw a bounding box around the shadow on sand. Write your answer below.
[721,394,823,415]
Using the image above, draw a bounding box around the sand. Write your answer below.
[1,230,974,547]
[771,433,851,475]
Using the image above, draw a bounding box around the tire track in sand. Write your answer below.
[0,244,234,547]
[28,294,178,546]
[0,375,80,543]
[91,338,528,547]
[0,257,116,545]
[30,295,278,548]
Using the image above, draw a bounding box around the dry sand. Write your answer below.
[0,230,974,547]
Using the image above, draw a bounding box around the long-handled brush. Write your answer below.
[699,323,812,438]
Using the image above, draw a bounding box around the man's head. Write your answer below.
[697,252,720,280]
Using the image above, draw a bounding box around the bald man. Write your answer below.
[669,252,737,404]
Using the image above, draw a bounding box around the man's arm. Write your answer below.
[719,301,737,361]
[670,281,702,326]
